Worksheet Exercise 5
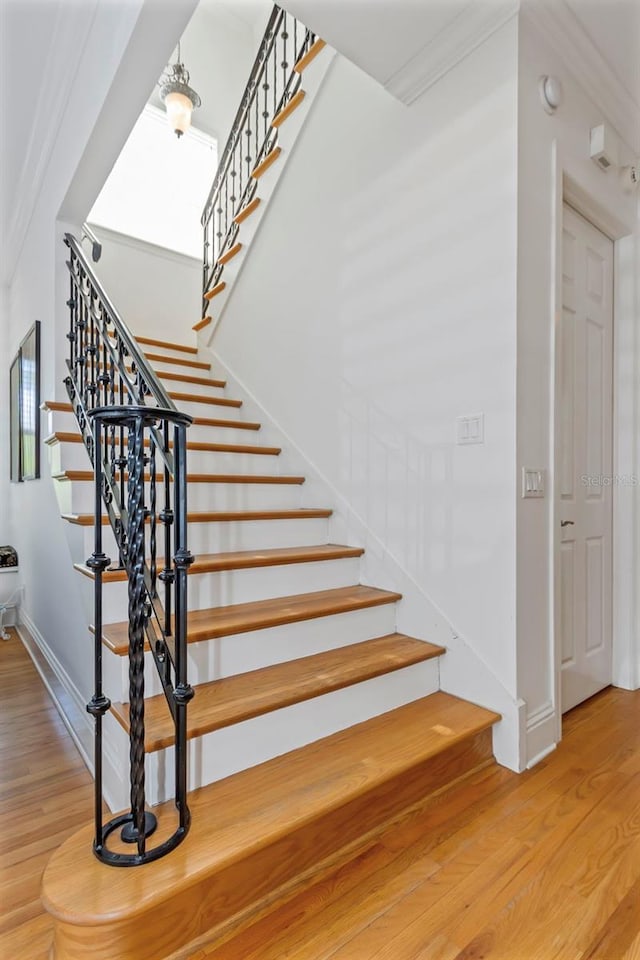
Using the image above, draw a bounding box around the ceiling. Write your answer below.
[563,0,640,104]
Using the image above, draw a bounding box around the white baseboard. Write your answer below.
[17,612,124,812]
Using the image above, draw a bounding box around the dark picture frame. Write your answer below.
[9,355,21,482]
[9,320,41,482]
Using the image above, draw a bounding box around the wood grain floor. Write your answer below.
[188,685,640,960]
[2,629,639,960]
[0,629,95,960]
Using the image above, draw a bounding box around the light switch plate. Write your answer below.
[522,467,545,498]
[456,414,484,445]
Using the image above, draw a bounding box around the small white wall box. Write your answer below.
[522,468,545,499]
[590,123,619,172]
[456,414,484,445]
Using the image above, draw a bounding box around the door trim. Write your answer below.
[551,149,638,746]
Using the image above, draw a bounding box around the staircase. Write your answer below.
[39,7,501,957]
[42,334,500,958]
[44,338,499,960]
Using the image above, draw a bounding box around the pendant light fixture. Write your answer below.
[159,42,201,138]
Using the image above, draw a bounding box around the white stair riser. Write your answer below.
[141,345,198,363]
[180,423,263,445]
[103,601,398,699]
[73,516,331,564]
[146,658,440,802]
[48,439,280,474]
[78,556,362,623]
[56,477,302,514]
[168,400,244,420]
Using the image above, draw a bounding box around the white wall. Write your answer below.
[212,23,520,701]
[4,0,196,702]
[89,225,201,343]
[515,10,639,764]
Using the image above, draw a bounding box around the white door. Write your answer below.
[558,203,614,713]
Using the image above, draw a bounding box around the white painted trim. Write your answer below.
[612,235,640,691]
[549,148,639,756]
[386,1,520,105]
[16,612,123,812]
[522,0,640,153]
[85,222,202,268]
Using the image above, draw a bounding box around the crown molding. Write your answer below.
[522,0,640,153]
[386,0,520,106]
[1,3,97,286]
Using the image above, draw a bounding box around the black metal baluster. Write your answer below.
[85,421,112,859]
[282,18,288,94]
[121,416,155,855]
[149,435,157,598]
[160,420,174,638]
[172,421,194,830]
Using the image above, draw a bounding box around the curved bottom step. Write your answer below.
[42,693,499,960]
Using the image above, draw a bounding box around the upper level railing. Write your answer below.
[200,4,316,313]
[63,232,194,866]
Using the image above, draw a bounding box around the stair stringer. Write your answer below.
[206,349,525,772]
[199,45,337,335]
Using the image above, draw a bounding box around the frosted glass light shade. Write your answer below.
[164,91,194,138]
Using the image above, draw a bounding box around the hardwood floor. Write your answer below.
[0,629,94,960]
[188,686,640,960]
[2,628,639,960]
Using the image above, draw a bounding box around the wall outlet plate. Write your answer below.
[456,414,484,445]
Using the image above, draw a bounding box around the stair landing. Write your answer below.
[42,692,499,960]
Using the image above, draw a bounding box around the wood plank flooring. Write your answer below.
[0,629,95,960]
[2,628,639,960]
[187,686,640,960]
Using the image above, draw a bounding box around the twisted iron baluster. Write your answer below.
[123,417,151,854]
[85,421,112,858]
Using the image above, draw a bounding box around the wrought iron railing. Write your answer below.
[201,4,316,313]
[64,232,194,866]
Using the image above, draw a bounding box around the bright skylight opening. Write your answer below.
[88,105,217,259]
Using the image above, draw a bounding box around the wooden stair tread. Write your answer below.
[218,242,242,266]
[136,336,197,354]
[41,400,72,412]
[112,634,446,751]
[169,391,242,409]
[272,89,306,128]
[251,146,281,180]
[45,432,279,456]
[204,281,226,301]
[76,544,364,584]
[191,416,260,430]
[233,196,261,225]
[42,693,499,925]
[62,508,332,527]
[57,470,301,484]
[142,351,211,371]
[193,316,212,332]
[101,585,401,654]
[294,37,326,73]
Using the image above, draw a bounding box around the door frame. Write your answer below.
[551,148,638,743]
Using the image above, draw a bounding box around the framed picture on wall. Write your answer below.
[9,355,21,482]
[9,320,41,482]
